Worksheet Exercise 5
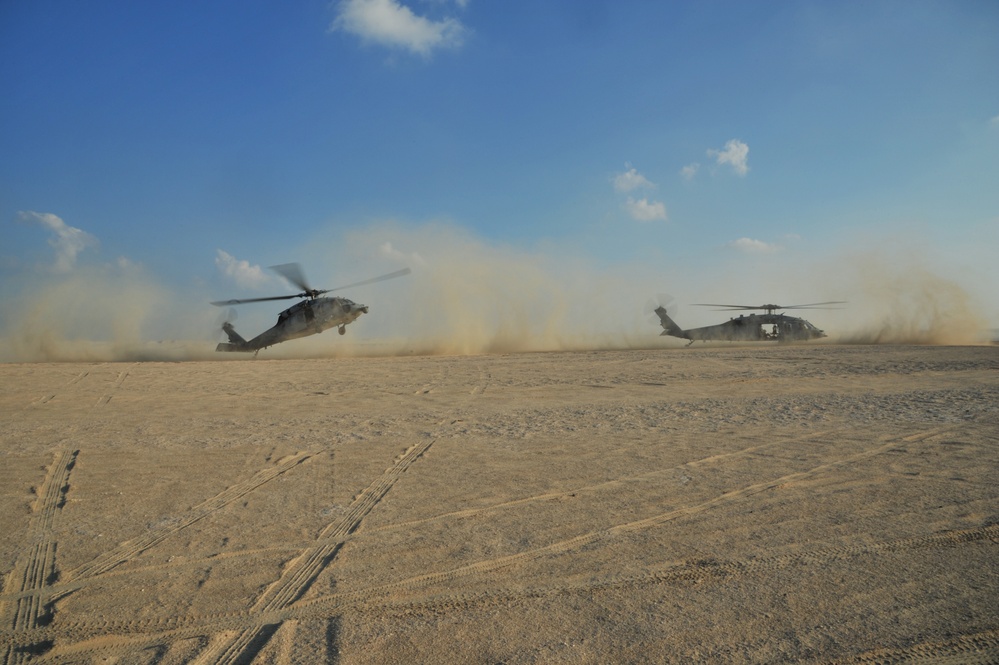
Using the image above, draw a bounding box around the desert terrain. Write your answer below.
[0,344,997,664]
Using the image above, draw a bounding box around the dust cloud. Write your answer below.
[285,222,670,358]
[1,223,991,363]
[806,246,990,346]
[0,264,220,363]
[0,223,664,362]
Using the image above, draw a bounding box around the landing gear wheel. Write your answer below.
[338,326,346,335]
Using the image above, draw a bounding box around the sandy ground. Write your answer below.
[0,344,997,664]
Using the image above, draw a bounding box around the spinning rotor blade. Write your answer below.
[645,293,677,315]
[211,265,412,307]
[269,263,312,294]
[327,267,412,293]
[694,303,759,310]
[645,293,677,326]
[776,301,847,310]
[211,262,318,306]
[694,301,846,311]
[210,294,304,306]
[211,307,237,340]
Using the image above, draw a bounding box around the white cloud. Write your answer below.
[708,139,750,176]
[990,114,999,127]
[331,0,468,57]
[680,163,700,181]
[215,250,273,288]
[728,237,780,253]
[18,211,98,273]
[612,165,655,192]
[624,197,667,222]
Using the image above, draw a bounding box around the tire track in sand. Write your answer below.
[288,427,955,612]
[94,364,135,408]
[329,524,999,619]
[2,452,310,663]
[191,362,486,663]
[27,371,89,408]
[2,449,77,665]
[17,523,997,662]
[65,371,89,386]
[0,428,839,602]
[190,438,437,665]
[828,628,999,664]
[414,358,451,395]
[36,427,946,653]
[64,452,313,582]
[12,366,487,663]
[22,426,942,662]
[364,427,846,537]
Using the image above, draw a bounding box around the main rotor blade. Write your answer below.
[778,301,848,309]
[211,267,412,306]
[327,267,412,293]
[693,301,846,311]
[269,263,311,293]
[210,294,303,306]
[693,303,764,310]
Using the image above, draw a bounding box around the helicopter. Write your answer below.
[211,263,410,354]
[653,301,845,346]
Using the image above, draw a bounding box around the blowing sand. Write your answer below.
[1,344,997,664]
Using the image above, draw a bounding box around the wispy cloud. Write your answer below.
[331,0,468,57]
[214,250,274,288]
[708,139,750,176]
[624,197,667,222]
[611,164,667,222]
[17,211,98,273]
[728,237,780,253]
[680,163,700,181]
[612,164,655,192]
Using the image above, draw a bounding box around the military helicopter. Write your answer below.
[211,263,410,354]
[653,300,845,346]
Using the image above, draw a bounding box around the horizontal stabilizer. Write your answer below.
[215,342,251,353]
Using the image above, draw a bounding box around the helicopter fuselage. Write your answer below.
[216,296,368,353]
[655,308,826,345]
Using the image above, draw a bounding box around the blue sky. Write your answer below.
[1,1,997,357]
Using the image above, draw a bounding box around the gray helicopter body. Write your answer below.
[212,263,409,354]
[653,301,843,346]
[217,296,368,353]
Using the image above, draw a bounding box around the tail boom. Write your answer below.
[216,322,253,353]
[654,306,688,340]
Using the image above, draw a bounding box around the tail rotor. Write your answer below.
[213,307,237,340]
[645,293,677,324]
